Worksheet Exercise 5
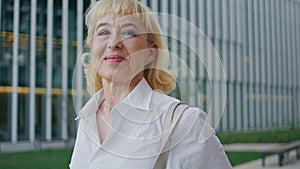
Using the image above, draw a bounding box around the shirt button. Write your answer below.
[89,163,99,169]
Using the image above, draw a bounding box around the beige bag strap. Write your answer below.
[153,102,189,169]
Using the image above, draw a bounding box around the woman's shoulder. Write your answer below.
[151,90,209,120]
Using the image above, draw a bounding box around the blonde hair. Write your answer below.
[84,0,176,94]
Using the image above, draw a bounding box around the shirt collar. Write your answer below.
[121,78,153,111]
[79,77,153,119]
[77,78,153,145]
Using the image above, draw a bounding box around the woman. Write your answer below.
[70,0,232,169]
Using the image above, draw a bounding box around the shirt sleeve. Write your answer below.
[166,107,232,169]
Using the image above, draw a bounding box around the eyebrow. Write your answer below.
[121,23,138,29]
[96,23,110,30]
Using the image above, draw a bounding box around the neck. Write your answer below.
[101,73,143,110]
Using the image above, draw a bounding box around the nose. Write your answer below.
[108,34,123,49]
[108,41,123,49]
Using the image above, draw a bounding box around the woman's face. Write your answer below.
[91,12,155,83]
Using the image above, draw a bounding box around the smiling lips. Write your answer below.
[104,55,126,62]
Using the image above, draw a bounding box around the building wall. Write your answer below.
[0,0,299,144]
[145,0,300,132]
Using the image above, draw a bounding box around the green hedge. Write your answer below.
[217,128,300,144]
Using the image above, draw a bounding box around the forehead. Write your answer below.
[96,13,146,28]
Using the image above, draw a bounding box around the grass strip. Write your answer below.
[226,151,262,166]
[0,149,72,169]
[0,149,262,168]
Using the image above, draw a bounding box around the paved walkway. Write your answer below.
[224,144,300,169]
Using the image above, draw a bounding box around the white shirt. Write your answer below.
[69,78,232,169]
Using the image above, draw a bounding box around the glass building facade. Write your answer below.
[0,0,93,143]
[0,0,299,145]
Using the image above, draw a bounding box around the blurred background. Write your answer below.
[0,0,299,156]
